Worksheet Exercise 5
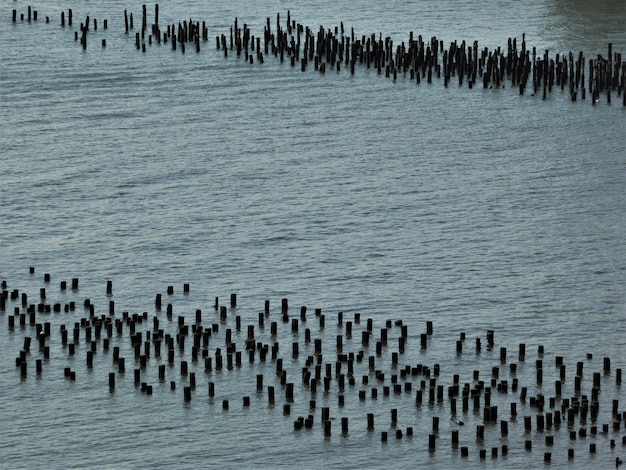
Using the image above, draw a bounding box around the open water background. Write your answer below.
[1,0,625,468]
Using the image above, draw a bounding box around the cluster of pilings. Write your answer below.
[1,267,625,466]
[120,5,210,53]
[10,5,625,105]
[223,10,624,105]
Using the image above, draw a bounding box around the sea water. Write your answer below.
[0,0,624,468]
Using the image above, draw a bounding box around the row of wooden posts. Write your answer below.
[10,5,625,105]
[1,267,625,465]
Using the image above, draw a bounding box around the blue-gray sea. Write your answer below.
[1,0,625,468]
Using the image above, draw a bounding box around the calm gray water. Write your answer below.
[1,0,625,468]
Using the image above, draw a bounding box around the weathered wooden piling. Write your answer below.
[428,433,436,451]
[3,270,625,466]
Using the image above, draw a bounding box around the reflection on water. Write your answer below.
[544,0,626,54]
